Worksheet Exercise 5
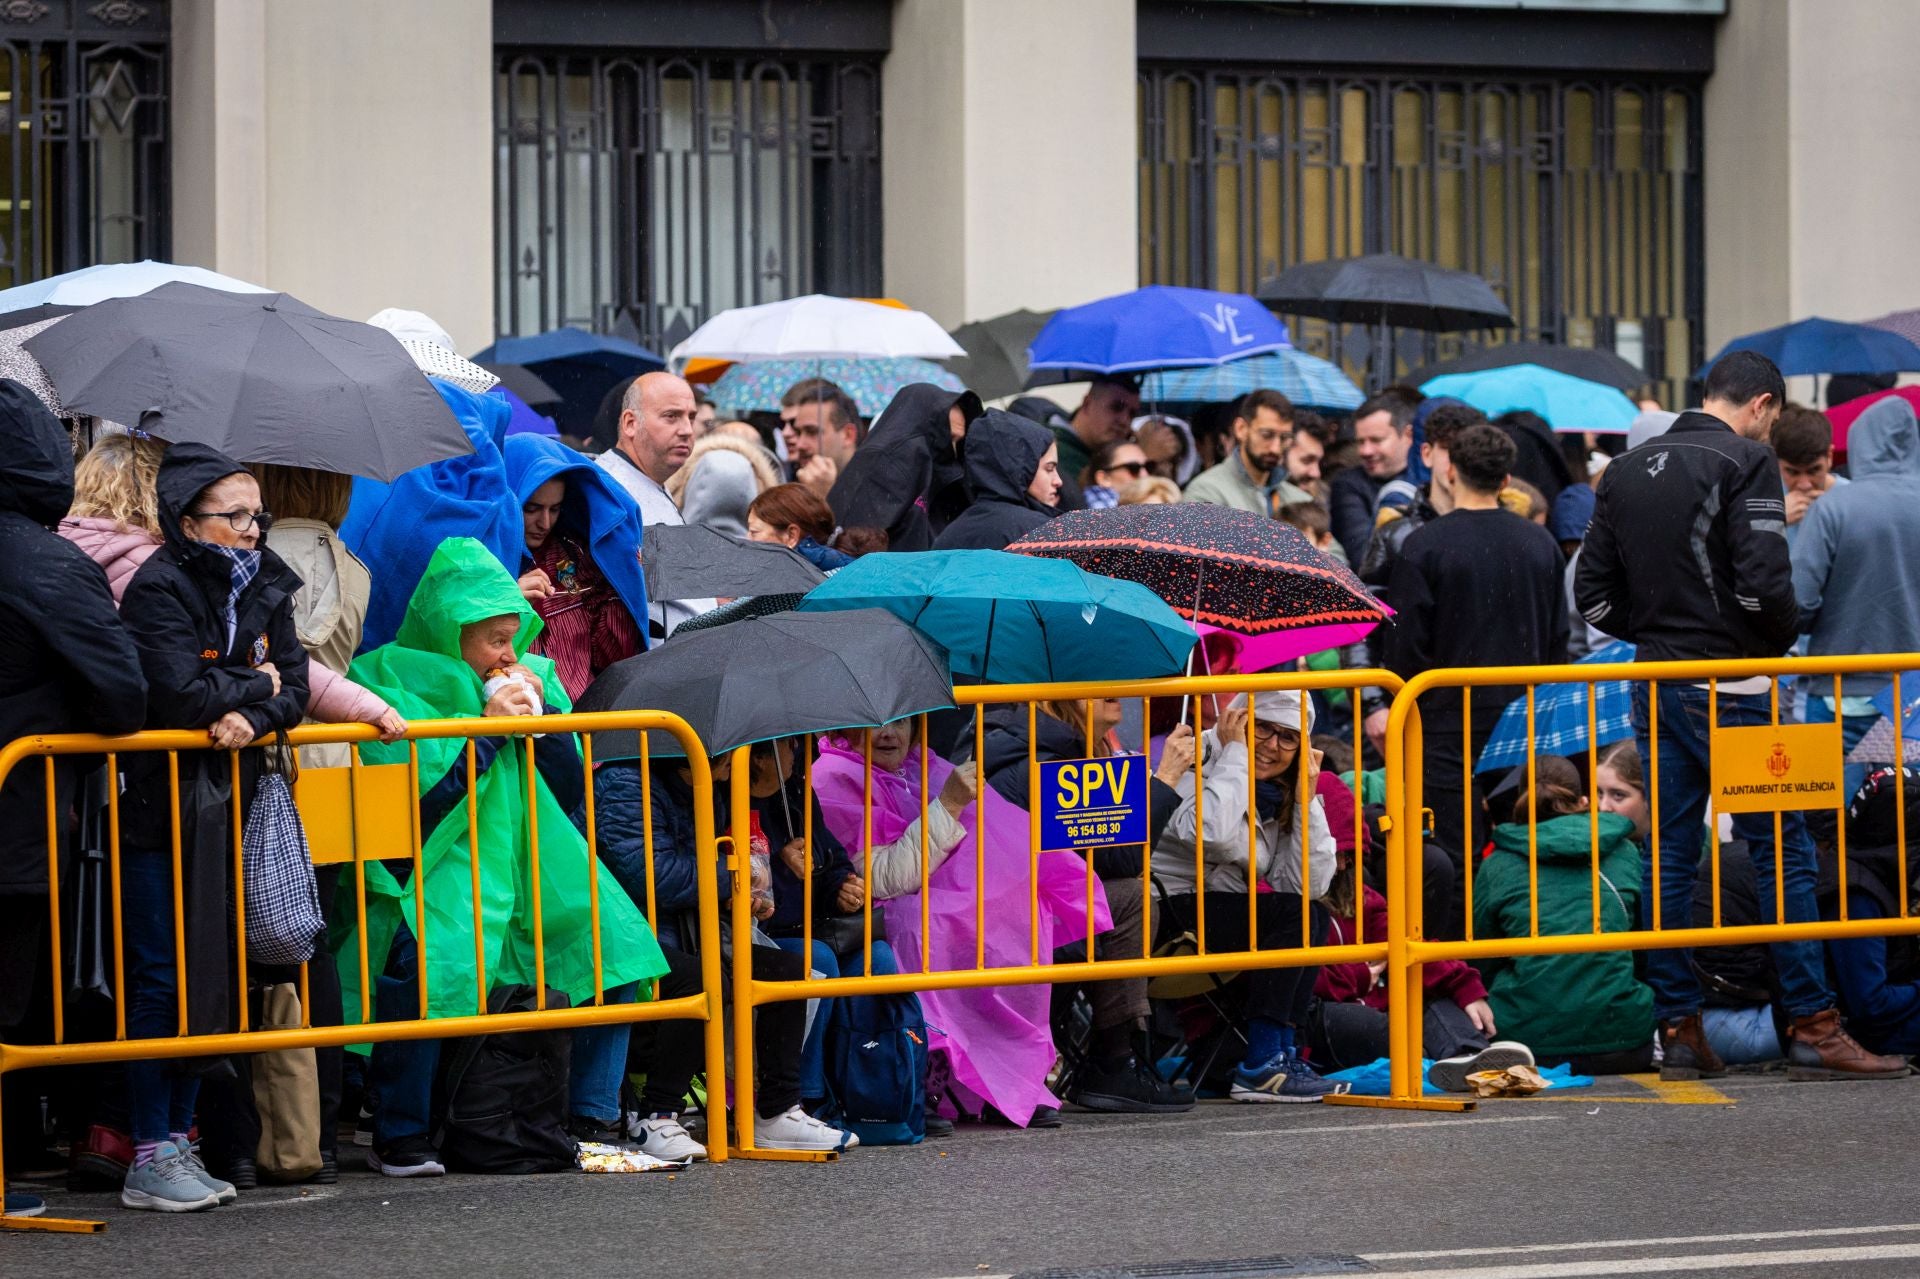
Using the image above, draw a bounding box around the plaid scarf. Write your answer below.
[197,542,262,653]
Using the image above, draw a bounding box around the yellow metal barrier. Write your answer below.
[0,709,727,1233]
[1383,653,1920,1105]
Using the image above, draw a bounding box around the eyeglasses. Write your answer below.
[188,508,273,533]
[1251,721,1298,749]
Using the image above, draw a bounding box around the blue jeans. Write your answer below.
[771,937,898,1100]
[1632,683,1832,1022]
[122,850,200,1143]
[1702,1005,1782,1065]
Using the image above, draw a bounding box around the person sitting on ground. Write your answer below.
[1151,690,1348,1103]
[958,697,1197,1113]
[747,482,852,571]
[1311,772,1532,1090]
[932,410,1063,551]
[1079,438,1151,511]
[665,432,782,539]
[813,722,1108,1128]
[344,537,669,1174]
[1119,476,1182,506]
[1820,767,1920,1060]
[827,382,985,552]
[504,434,649,701]
[584,741,858,1157]
[117,443,311,1213]
[1471,755,1654,1075]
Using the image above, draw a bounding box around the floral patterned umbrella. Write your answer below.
[708,356,964,418]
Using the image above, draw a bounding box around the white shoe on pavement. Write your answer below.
[753,1105,858,1152]
[626,1112,707,1163]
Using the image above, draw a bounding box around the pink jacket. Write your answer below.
[58,516,388,726]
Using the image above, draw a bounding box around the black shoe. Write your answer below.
[1028,1105,1062,1129]
[367,1137,445,1178]
[222,1156,258,1190]
[308,1151,337,1185]
[923,1113,955,1140]
[1069,1056,1198,1114]
[567,1115,630,1147]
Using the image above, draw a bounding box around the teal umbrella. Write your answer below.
[794,550,1195,684]
[1418,363,1638,433]
[1140,348,1363,409]
[709,356,964,418]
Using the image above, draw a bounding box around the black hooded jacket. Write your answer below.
[932,410,1059,551]
[0,381,147,896]
[828,382,984,551]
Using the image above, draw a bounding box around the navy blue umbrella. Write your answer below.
[1027,286,1290,377]
[1699,317,1920,378]
[473,327,665,439]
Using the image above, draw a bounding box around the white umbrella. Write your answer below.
[0,259,271,316]
[668,294,965,366]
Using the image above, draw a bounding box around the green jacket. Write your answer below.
[1050,422,1093,492]
[1471,811,1653,1057]
[1181,452,1313,517]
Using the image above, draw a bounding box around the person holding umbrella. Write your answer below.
[932,410,1064,551]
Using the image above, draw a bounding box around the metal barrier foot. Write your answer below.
[1322,1093,1476,1112]
[0,1215,108,1234]
[732,1148,840,1163]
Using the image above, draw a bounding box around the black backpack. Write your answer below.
[433,985,575,1174]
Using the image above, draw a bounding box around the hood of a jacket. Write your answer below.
[1224,686,1316,739]
[155,442,257,559]
[1490,810,1635,862]
[679,449,757,538]
[963,409,1055,509]
[393,535,540,665]
[0,378,75,527]
[877,381,984,473]
[1844,396,1920,480]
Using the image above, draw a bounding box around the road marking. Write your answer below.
[1365,1221,1920,1261]
[1358,1241,1920,1279]
[1503,1074,1735,1106]
[227,1188,340,1210]
[1216,1114,1562,1138]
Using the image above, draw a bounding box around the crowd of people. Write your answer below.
[4,330,1920,1221]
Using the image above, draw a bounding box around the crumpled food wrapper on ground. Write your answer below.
[575,1142,692,1173]
[1465,1064,1549,1097]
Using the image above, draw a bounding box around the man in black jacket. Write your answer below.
[1329,389,1419,564]
[1577,350,1906,1083]
[0,384,146,1215]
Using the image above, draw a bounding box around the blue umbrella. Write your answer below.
[709,356,963,417]
[472,327,666,439]
[1700,317,1920,378]
[493,386,558,437]
[794,550,1196,684]
[1419,364,1638,433]
[1028,286,1291,376]
[1140,348,1364,409]
[1475,641,1636,775]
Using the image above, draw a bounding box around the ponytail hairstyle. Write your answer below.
[1509,755,1586,824]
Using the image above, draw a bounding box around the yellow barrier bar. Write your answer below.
[863,730,875,977]
[640,731,658,1000]
[1413,912,1920,964]
[525,735,547,1009]
[230,749,248,1031]
[1525,686,1538,939]
[1352,692,1363,947]
[582,733,604,1004]
[1770,676,1786,928]
[407,741,428,1017]
[684,736,729,1164]
[808,734,821,981]
[44,758,63,1046]
[728,747,757,1152]
[1898,671,1909,918]
[973,704,986,972]
[107,750,125,1042]
[1462,689,1473,940]
[1194,687,1207,956]
[1833,675,1849,923]
[1297,699,1310,950]
[465,738,485,1015]
[1084,702,1097,963]
[168,751,187,1037]
[1649,679,1662,932]
[1142,695,1154,960]
[1029,701,1041,965]
[1707,679,1721,928]
[1245,696,1258,953]
[1586,683,1601,934]
[917,719,930,971]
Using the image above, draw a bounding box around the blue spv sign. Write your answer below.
[1039,755,1148,852]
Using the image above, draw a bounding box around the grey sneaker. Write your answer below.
[120,1142,219,1213]
[174,1142,238,1204]
[1428,1041,1537,1094]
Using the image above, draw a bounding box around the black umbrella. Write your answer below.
[0,303,78,328]
[641,524,826,601]
[479,361,562,409]
[1405,341,1648,392]
[1257,254,1514,332]
[22,282,470,481]
[943,308,1058,400]
[576,608,954,760]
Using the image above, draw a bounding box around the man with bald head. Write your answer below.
[596,371,712,635]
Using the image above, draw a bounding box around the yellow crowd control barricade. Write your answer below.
[722,668,1423,1155]
[1382,653,1920,1106]
[0,709,726,1234]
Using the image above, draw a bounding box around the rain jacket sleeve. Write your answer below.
[122,573,279,730]
[307,661,391,725]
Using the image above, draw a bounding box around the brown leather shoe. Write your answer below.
[1786,1008,1911,1081]
[1659,1012,1726,1080]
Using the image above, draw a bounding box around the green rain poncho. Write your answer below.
[342,537,666,1023]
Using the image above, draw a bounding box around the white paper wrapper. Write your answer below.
[574,1141,692,1174]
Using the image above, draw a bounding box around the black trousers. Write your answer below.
[1159,891,1322,1027]
[1306,996,1487,1073]
[636,943,805,1120]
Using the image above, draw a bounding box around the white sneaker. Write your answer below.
[626,1112,707,1163]
[753,1105,858,1152]
[1428,1041,1536,1094]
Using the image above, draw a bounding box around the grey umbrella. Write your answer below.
[943,308,1058,400]
[576,607,954,760]
[23,282,472,481]
[642,523,825,601]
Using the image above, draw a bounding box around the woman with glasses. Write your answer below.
[1078,440,1152,511]
[1152,688,1347,1104]
[116,444,312,1212]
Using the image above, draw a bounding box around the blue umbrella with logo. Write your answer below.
[1140,347,1364,409]
[1475,641,1637,775]
[1027,286,1291,378]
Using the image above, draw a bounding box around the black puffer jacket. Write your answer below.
[0,381,147,896]
[932,410,1059,551]
[828,382,984,552]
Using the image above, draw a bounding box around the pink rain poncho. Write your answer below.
[814,735,1110,1127]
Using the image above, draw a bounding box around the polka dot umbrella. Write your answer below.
[1006,503,1387,660]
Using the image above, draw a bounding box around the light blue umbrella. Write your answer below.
[0,259,270,318]
[1028,286,1291,376]
[1475,641,1636,775]
[709,356,963,418]
[1141,348,1364,409]
[1420,363,1638,433]
[794,550,1196,684]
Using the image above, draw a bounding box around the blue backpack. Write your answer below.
[824,990,929,1146]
